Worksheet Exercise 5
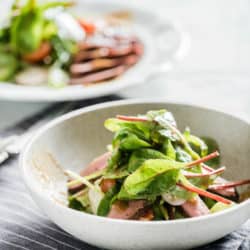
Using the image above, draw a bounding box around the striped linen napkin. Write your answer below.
[0,96,249,250]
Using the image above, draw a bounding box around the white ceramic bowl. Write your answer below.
[21,100,250,250]
[0,0,189,102]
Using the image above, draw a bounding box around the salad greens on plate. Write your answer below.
[0,0,76,87]
[0,0,143,87]
[66,109,250,220]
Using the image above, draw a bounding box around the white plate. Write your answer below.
[0,0,189,102]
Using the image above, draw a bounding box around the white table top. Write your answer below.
[0,0,249,130]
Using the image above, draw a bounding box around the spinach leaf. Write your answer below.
[202,197,217,209]
[184,129,208,157]
[167,174,196,201]
[174,208,186,219]
[104,118,153,141]
[167,185,195,201]
[68,191,90,212]
[122,159,184,197]
[113,129,151,151]
[0,52,19,81]
[11,3,44,54]
[106,148,122,172]
[50,35,76,66]
[176,147,192,163]
[145,169,180,196]
[210,202,234,213]
[97,185,119,216]
[68,197,85,211]
[147,110,179,142]
[0,28,10,44]
[146,110,200,160]
[152,199,168,220]
[128,148,168,173]
[104,166,129,179]
[153,203,165,220]
[10,0,73,56]
[146,109,177,127]
[162,139,176,160]
[201,137,220,167]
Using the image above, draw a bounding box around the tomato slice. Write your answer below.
[77,19,96,34]
[23,42,51,63]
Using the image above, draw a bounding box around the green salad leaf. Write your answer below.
[66,110,233,221]
[210,202,235,213]
[11,1,44,54]
[162,139,176,160]
[201,137,220,167]
[0,52,19,81]
[128,148,168,172]
[122,159,184,197]
[176,146,192,163]
[97,185,119,216]
[113,129,151,151]
[184,128,208,157]
[104,118,153,141]
[68,191,90,212]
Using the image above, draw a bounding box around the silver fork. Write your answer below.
[0,103,75,165]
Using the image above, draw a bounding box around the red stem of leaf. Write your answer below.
[184,166,226,178]
[116,115,148,122]
[201,163,214,172]
[177,183,232,204]
[186,151,220,168]
[209,179,250,190]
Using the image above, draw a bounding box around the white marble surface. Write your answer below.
[0,0,249,130]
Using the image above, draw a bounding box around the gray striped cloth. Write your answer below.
[0,96,249,250]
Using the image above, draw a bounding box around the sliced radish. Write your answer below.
[162,193,186,206]
[15,67,48,86]
[88,188,104,214]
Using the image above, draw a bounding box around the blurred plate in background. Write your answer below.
[0,0,189,102]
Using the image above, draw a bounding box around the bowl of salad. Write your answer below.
[0,0,188,102]
[21,100,250,249]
